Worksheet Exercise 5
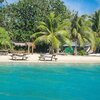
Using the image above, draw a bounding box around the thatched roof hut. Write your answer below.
[12,42,35,54]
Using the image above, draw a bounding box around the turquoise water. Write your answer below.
[0,63,100,100]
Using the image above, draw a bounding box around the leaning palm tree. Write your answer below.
[31,12,71,53]
[71,13,95,54]
[0,27,11,49]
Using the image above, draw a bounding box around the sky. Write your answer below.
[6,0,17,4]
[63,0,100,15]
[5,0,100,15]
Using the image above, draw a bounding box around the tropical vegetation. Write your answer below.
[31,12,71,53]
[0,0,100,53]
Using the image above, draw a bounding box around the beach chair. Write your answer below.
[0,50,8,55]
[88,53,100,56]
[11,53,28,60]
[39,54,57,61]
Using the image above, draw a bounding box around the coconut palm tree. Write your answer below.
[31,12,71,53]
[0,27,11,49]
[92,10,100,37]
[71,13,95,54]
[91,10,100,52]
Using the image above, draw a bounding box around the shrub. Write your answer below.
[78,50,87,56]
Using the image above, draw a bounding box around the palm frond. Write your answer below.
[56,30,70,38]
[56,20,71,31]
[77,33,84,46]
[51,35,60,49]
[31,32,47,38]
[85,32,95,49]
[38,24,51,34]
[34,35,50,45]
[63,37,72,46]
[39,21,47,26]
[72,28,77,38]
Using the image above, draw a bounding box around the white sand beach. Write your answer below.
[0,53,100,64]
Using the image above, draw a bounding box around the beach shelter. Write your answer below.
[12,42,35,54]
[26,42,35,54]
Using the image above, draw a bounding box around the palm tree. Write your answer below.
[31,12,71,53]
[92,10,100,37]
[0,27,11,49]
[91,10,100,52]
[71,13,95,54]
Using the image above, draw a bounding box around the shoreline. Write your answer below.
[0,53,100,64]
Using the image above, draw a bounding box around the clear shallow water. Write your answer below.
[0,63,100,100]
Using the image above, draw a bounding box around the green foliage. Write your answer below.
[3,0,71,42]
[0,1,5,27]
[32,12,71,52]
[0,0,99,53]
[49,0,71,19]
[2,0,49,42]
[92,10,100,37]
[0,27,11,49]
[78,50,87,56]
[0,8,4,27]
[71,13,95,49]
[91,10,100,50]
[96,37,100,47]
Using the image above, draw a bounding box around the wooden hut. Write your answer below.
[12,42,35,54]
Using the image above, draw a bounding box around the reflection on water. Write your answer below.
[0,63,100,100]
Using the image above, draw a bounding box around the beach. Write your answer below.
[0,53,100,64]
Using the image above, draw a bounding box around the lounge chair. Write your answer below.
[0,50,8,55]
[11,53,28,60]
[88,53,100,56]
[39,54,57,61]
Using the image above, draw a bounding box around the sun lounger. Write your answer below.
[39,54,57,61]
[11,53,28,60]
[0,50,8,55]
[88,53,100,56]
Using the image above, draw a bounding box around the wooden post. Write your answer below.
[32,45,33,54]
[28,45,30,54]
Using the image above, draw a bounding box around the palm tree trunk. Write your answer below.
[74,40,77,55]
[56,48,59,54]
[4,44,7,50]
[49,46,54,54]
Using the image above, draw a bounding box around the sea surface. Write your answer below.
[0,63,100,100]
